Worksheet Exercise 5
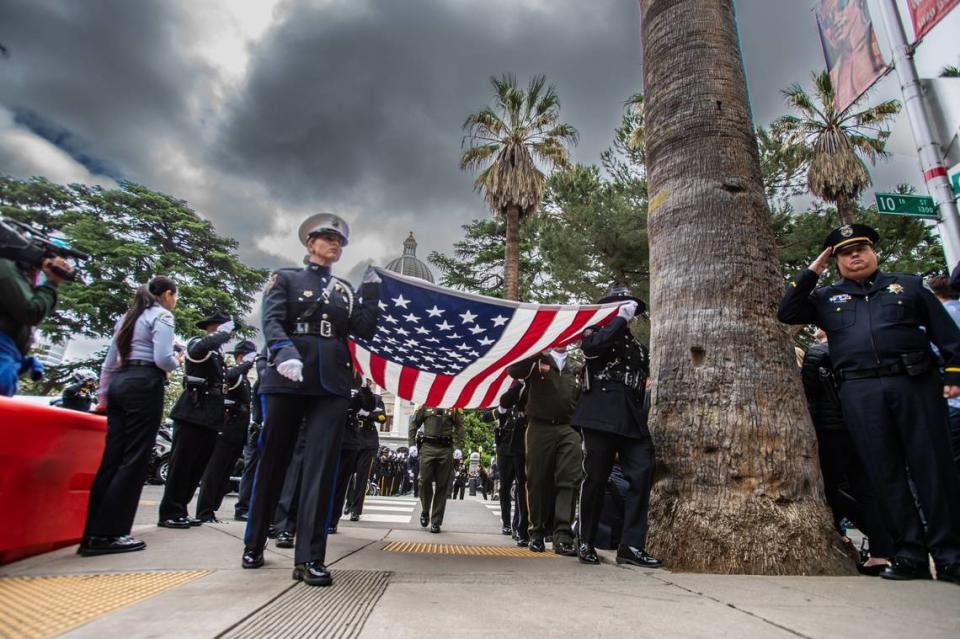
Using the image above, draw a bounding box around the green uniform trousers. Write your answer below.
[419,442,453,526]
[525,420,582,544]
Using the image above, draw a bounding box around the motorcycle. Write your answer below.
[145,420,174,485]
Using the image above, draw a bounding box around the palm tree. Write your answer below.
[460,74,578,300]
[773,71,900,225]
[640,0,852,575]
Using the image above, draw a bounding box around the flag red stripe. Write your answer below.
[478,368,511,408]
[398,365,419,399]
[426,374,454,407]
[368,353,387,389]
[454,308,558,407]
[550,308,602,348]
[348,341,362,375]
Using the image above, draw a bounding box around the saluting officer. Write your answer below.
[158,309,235,528]
[779,224,960,583]
[196,339,258,522]
[410,407,465,533]
[242,213,379,588]
[574,287,661,568]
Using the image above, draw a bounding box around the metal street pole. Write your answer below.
[877,0,960,269]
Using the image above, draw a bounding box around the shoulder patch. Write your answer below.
[157,312,175,328]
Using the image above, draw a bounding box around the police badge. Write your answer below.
[840,226,853,238]
[887,283,904,295]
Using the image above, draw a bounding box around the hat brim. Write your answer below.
[831,238,874,255]
[597,294,646,313]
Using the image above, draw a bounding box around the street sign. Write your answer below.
[875,192,938,219]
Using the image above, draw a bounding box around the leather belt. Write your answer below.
[838,362,905,381]
[123,359,159,369]
[289,320,336,337]
[594,368,646,390]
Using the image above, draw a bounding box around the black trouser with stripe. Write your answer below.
[839,371,960,566]
[235,428,261,518]
[578,428,654,550]
[273,425,306,534]
[245,394,348,565]
[84,366,166,538]
[195,433,244,521]
[159,420,218,522]
[497,449,528,536]
[346,446,378,515]
[330,447,360,528]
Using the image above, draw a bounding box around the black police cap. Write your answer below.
[196,309,231,330]
[596,286,647,314]
[822,224,879,254]
[231,339,257,355]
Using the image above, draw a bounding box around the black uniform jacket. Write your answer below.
[259,264,379,397]
[508,352,581,424]
[572,316,649,438]
[169,331,231,428]
[778,268,960,385]
[222,360,254,445]
[343,385,376,451]
[497,379,528,454]
[800,342,844,430]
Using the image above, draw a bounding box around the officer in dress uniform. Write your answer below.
[60,371,97,412]
[345,390,384,519]
[779,224,960,583]
[496,380,530,544]
[158,309,235,528]
[328,374,375,533]
[196,339,257,522]
[573,287,662,568]
[410,407,465,533]
[242,213,379,588]
[234,349,267,521]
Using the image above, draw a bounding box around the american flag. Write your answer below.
[349,267,624,409]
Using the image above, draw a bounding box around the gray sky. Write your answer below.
[1,0,958,348]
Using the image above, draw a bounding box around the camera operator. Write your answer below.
[0,235,73,396]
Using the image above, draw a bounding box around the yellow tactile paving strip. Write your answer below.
[381,541,562,558]
[0,570,210,639]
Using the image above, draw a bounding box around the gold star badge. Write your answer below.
[887,283,904,295]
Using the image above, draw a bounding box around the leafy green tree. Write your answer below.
[460,74,579,300]
[772,71,900,225]
[427,218,559,302]
[461,410,495,465]
[0,176,269,392]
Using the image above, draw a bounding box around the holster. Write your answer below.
[185,375,206,407]
[900,351,931,377]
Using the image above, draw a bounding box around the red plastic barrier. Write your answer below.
[0,396,106,564]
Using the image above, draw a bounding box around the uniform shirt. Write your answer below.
[941,299,960,409]
[0,258,58,354]
[98,304,179,404]
[778,268,960,384]
[508,353,582,424]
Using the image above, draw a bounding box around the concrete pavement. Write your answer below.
[1,487,958,638]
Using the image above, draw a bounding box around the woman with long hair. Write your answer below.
[79,276,182,556]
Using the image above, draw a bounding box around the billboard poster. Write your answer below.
[908,0,960,40]
[815,0,887,112]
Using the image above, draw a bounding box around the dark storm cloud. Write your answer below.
[0,0,216,175]
[217,0,644,235]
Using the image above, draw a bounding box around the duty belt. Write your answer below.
[422,434,452,446]
[838,362,905,381]
[290,320,336,338]
[593,368,646,391]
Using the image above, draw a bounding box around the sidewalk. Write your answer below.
[1,492,957,638]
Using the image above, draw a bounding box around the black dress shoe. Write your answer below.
[327,525,338,534]
[77,535,146,556]
[529,538,545,553]
[881,557,932,581]
[937,563,960,583]
[420,512,429,528]
[157,517,191,529]
[242,546,264,569]
[293,560,332,587]
[553,540,577,557]
[578,542,600,565]
[430,523,441,534]
[616,546,663,568]
[275,531,295,548]
[544,535,553,544]
[185,516,203,527]
[234,512,248,521]
[349,513,360,522]
[501,526,512,535]
[516,537,529,548]
[857,561,888,576]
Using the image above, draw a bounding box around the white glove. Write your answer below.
[617,301,638,321]
[216,319,235,334]
[362,267,382,284]
[240,351,256,364]
[277,359,304,382]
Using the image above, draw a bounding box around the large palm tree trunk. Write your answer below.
[835,193,856,225]
[503,205,521,301]
[641,0,852,574]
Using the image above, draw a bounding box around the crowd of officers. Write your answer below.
[5,211,960,587]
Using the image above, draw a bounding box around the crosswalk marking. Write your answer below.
[351,514,412,524]
[356,505,413,513]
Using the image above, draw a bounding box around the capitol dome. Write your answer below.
[384,232,434,283]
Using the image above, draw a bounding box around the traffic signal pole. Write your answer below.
[877,0,960,269]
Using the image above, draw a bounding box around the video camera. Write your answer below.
[0,214,89,281]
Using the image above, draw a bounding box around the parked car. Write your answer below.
[146,420,174,485]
